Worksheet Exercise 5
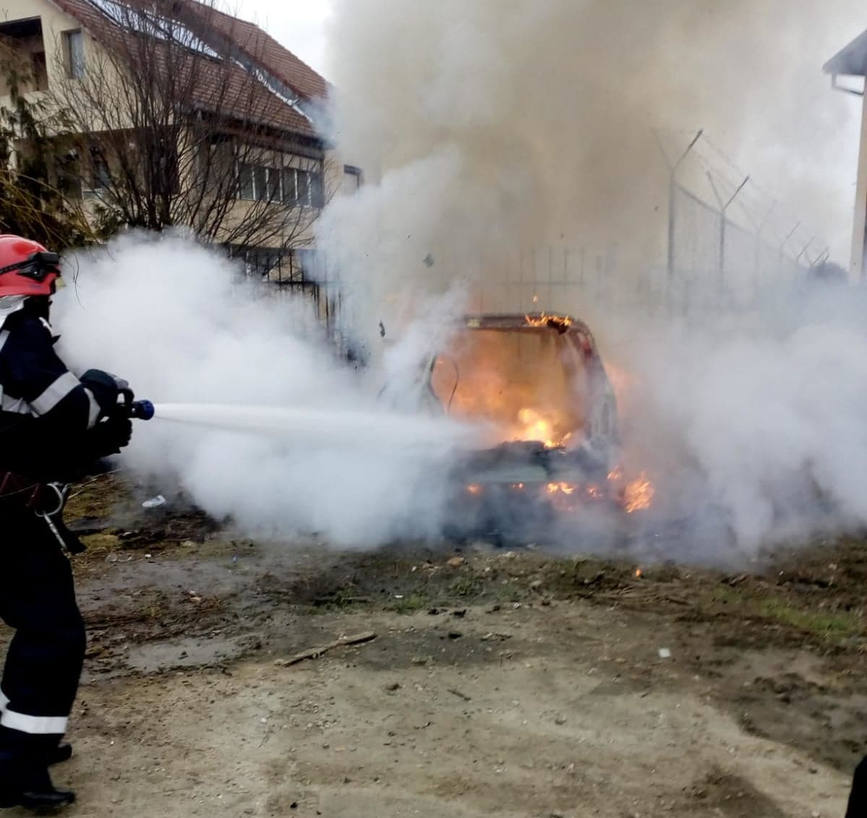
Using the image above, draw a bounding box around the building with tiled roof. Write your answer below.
[0,0,358,320]
[44,0,328,136]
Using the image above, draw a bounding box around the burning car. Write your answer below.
[422,313,646,542]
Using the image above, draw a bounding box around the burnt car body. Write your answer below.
[425,313,622,543]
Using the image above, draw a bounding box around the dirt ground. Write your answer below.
[1,474,865,817]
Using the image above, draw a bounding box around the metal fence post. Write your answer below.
[655,129,703,312]
[706,171,750,303]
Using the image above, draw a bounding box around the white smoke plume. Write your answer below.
[51,234,867,560]
[52,234,470,547]
[595,280,867,560]
[318,0,861,342]
[310,0,867,559]
[53,234,867,560]
[45,1,867,560]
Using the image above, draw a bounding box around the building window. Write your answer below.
[237,159,324,207]
[281,167,296,205]
[90,149,110,190]
[342,165,362,194]
[282,167,324,207]
[0,18,48,93]
[252,166,268,201]
[56,147,82,199]
[295,169,310,205]
[266,166,281,201]
[238,163,255,200]
[311,171,323,207]
[31,51,48,90]
[64,30,85,78]
[238,162,282,202]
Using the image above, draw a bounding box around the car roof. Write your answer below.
[461,313,596,342]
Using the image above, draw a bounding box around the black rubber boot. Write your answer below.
[46,744,72,767]
[0,752,21,808]
[18,785,76,812]
[0,754,75,812]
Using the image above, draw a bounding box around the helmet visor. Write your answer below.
[0,251,61,281]
[17,251,61,281]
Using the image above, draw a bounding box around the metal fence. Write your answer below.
[233,243,342,338]
[458,175,815,323]
[248,131,823,341]
[667,183,807,316]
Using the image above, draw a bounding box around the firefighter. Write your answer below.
[0,235,133,810]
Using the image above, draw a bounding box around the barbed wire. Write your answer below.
[654,127,830,264]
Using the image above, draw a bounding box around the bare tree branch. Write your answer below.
[46,0,336,266]
[0,36,96,247]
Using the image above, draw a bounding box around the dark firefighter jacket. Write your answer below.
[0,300,101,483]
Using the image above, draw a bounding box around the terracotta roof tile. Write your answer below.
[50,0,325,135]
[190,5,329,102]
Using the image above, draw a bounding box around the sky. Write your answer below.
[231,0,867,264]
[233,0,332,73]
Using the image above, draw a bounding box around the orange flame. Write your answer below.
[466,484,483,496]
[524,312,574,329]
[623,473,654,513]
[512,408,567,448]
[546,481,580,512]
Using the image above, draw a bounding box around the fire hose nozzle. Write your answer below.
[118,387,154,421]
[129,399,155,421]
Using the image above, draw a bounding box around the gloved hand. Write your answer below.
[88,410,133,458]
[80,369,129,416]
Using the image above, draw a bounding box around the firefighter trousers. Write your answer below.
[0,507,85,758]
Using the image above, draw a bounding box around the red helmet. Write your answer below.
[0,235,61,297]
